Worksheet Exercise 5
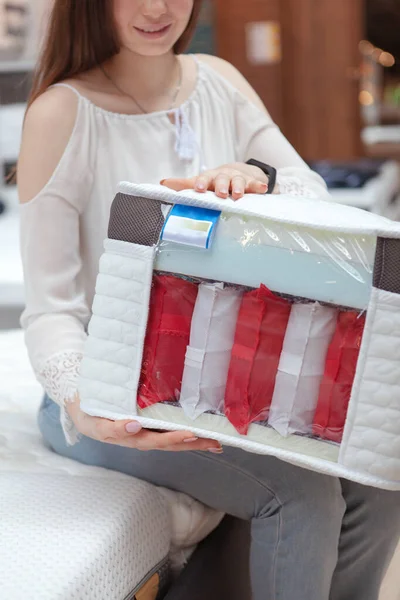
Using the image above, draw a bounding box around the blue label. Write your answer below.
[161,204,221,250]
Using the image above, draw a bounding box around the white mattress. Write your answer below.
[0,329,223,599]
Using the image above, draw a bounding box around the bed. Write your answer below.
[0,329,223,600]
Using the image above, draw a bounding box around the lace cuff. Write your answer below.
[278,175,319,199]
[37,351,83,446]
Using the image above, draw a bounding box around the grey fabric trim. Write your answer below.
[373,238,400,293]
[108,193,167,246]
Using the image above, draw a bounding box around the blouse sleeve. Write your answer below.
[19,91,93,444]
[235,91,331,200]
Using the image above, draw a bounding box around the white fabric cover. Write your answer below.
[180,283,242,419]
[79,239,155,416]
[1,472,170,600]
[0,330,223,599]
[269,303,338,437]
[340,288,400,485]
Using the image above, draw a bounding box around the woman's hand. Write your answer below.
[161,162,278,200]
[66,396,223,453]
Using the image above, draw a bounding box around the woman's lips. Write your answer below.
[134,24,172,39]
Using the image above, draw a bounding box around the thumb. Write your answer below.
[246,179,268,195]
[160,178,195,192]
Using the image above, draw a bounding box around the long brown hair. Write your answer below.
[26,0,203,111]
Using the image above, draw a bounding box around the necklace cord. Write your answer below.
[99,59,183,114]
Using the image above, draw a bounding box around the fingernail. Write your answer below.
[183,437,199,443]
[220,187,228,195]
[233,188,241,195]
[126,421,142,434]
[196,183,205,190]
[160,179,166,185]
[208,447,223,454]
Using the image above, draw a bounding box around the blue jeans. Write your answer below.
[39,395,400,600]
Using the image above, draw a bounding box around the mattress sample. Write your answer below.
[79,183,400,490]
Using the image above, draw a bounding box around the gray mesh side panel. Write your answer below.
[108,193,167,246]
[373,237,400,293]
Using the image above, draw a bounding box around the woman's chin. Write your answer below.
[120,26,182,57]
[121,41,176,57]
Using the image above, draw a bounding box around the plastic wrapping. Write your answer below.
[155,214,376,310]
[268,303,338,437]
[180,283,242,419]
[224,285,291,435]
[134,207,373,444]
[137,275,198,408]
[150,209,372,443]
[85,198,375,449]
[136,273,365,445]
[312,311,366,443]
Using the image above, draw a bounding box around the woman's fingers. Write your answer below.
[70,398,221,453]
[160,177,196,192]
[80,413,134,442]
[245,178,268,195]
[124,429,222,452]
[161,443,224,453]
[161,174,214,194]
[160,172,269,198]
[81,413,222,453]
[214,173,231,198]
[231,175,247,200]
[194,173,213,193]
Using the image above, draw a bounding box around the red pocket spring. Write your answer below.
[138,275,198,408]
[312,311,366,443]
[224,285,291,435]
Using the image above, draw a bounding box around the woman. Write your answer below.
[17,1,400,599]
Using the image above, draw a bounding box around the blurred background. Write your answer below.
[1,0,400,323]
[0,3,399,597]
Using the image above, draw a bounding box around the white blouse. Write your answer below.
[19,57,330,441]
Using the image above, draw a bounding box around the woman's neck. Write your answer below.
[104,49,179,101]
